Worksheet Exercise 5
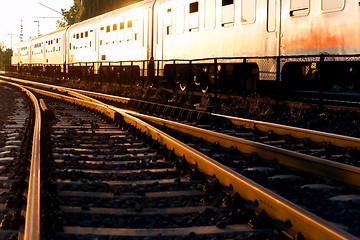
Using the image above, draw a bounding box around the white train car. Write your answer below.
[95,2,151,62]
[155,0,278,60]
[9,0,360,92]
[281,0,360,56]
[280,0,360,90]
[30,36,45,65]
[12,39,31,65]
[12,29,65,75]
[154,0,280,90]
[44,28,66,65]
[66,19,99,64]
[66,0,154,80]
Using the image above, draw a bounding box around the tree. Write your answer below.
[81,0,142,19]
[57,0,83,27]
[57,0,142,27]
[0,43,12,71]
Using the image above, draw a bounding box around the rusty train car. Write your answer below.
[11,0,360,92]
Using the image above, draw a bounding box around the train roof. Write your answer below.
[67,0,155,31]
[12,27,66,47]
[32,28,66,40]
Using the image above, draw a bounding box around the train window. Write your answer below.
[134,19,141,42]
[128,20,132,28]
[127,20,133,40]
[166,8,173,35]
[175,5,185,34]
[134,33,138,41]
[101,55,106,61]
[85,31,88,37]
[241,0,256,24]
[76,33,79,39]
[267,0,276,32]
[205,0,216,29]
[133,19,139,40]
[290,0,309,17]
[189,2,199,31]
[222,0,234,26]
[100,40,103,46]
[222,0,233,6]
[190,2,198,13]
[106,25,111,32]
[119,22,125,41]
[100,27,104,31]
[81,32,84,38]
[321,0,344,12]
[113,24,117,31]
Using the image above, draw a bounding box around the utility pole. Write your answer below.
[34,2,63,35]
[7,34,13,49]
[34,21,40,36]
[20,20,23,42]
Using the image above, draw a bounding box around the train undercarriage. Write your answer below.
[5,55,360,96]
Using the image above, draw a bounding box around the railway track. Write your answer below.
[0,83,36,239]
[0,76,359,239]
[40,98,284,239]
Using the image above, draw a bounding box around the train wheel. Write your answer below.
[201,82,209,93]
[194,76,201,86]
[179,82,187,91]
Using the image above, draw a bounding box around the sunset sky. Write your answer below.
[0,0,73,48]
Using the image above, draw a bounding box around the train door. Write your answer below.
[266,0,281,55]
[153,1,164,72]
[61,31,66,74]
[260,0,282,81]
[94,27,100,75]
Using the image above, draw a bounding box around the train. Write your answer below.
[10,0,360,93]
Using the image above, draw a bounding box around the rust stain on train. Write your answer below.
[284,24,360,51]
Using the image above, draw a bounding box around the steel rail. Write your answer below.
[3,76,359,149]
[113,108,358,240]
[67,87,360,150]
[14,80,359,187]
[1,76,130,104]
[214,113,360,149]
[130,111,360,187]
[0,81,41,240]
[4,81,358,239]
[59,83,360,150]
[22,86,118,120]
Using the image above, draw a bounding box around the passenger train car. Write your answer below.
[11,0,360,92]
